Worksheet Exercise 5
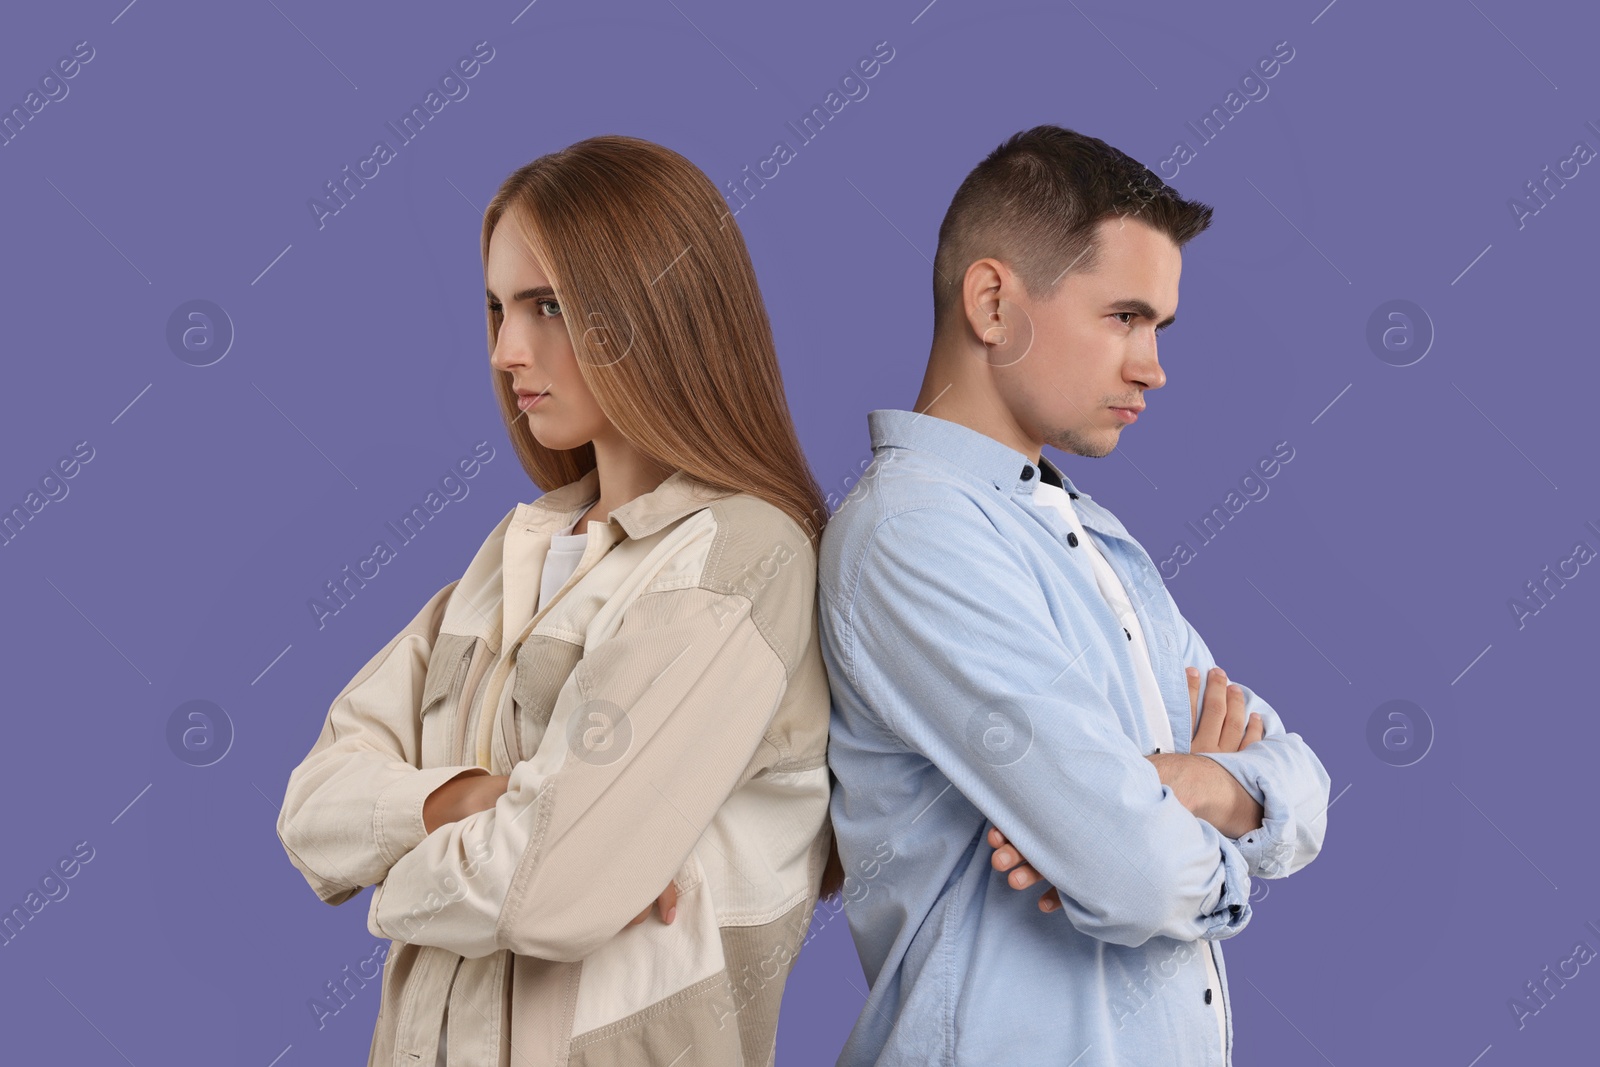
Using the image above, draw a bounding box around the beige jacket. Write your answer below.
[276,467,834,1066]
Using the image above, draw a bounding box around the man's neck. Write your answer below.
[912,364,1043,464]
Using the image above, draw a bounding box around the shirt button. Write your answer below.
[1021,465,1034,480]
[1204,988,1213,1004]
[1066,532,1079,547]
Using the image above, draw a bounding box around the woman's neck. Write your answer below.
[574,433,675,532]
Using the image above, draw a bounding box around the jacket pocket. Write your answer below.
[509,635,585,762]
[419,633,475,768]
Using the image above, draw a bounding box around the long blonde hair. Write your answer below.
[481,134,829,549]
[480,135,843,898]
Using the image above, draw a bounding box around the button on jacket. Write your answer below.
[276,467,834,1066]
[817,409,1332,1067]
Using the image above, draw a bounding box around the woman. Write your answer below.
[277,134,843,1066]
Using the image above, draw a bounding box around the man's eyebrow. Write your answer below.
[486,284,556,302]
[1107,298,1176,330]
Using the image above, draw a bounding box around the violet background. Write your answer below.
[1,0,1595,1064]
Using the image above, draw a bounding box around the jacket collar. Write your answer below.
[524,466,735,540]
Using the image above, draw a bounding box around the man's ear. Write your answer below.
[961,258,1006,344]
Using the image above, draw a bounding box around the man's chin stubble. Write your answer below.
[1046,429,1119,460]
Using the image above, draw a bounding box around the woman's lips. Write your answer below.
[517,392,547,411]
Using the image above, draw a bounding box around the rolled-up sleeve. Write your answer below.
[369,584,792,962]
[843,505,1254,948]
[276,580,489,906]
[1172,604,1332,879]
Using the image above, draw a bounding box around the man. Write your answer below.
[817,125,1331,1066]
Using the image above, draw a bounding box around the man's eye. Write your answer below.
[1114,312,1135,326]
[537,299,562,317]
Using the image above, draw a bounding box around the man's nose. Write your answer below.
[1139,340,1166,391]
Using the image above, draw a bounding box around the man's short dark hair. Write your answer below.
[931,124,1214,325]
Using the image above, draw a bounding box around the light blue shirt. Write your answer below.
[817,408,1331,1066]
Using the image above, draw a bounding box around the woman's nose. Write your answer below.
[491,331,529,372]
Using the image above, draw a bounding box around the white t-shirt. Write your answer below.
[538,519,590,614]
[436,514,589,1065]
[1032,475,1230,1063]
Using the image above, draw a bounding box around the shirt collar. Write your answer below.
[523,466,736,540]
[867,408,1086,499]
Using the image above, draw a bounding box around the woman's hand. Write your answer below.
[421,771,677,927]
[422,772,510,834]
[627,881,678,927]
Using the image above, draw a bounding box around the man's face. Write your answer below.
[994,215,1180,459]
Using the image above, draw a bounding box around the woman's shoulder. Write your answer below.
[695,490,818,578]
[702,489,813,541]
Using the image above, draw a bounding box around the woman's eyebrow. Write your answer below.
[486,284,556,302]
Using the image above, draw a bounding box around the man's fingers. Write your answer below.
[1039,887,1062,913]
[987,826,1008,850]
[1193,668,1225,749]
[1243,712,1265,747]
[1007,863,1042,890]
[1186,666,1200,740]
[1222,681,1249,749]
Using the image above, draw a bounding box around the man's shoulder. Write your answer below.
[817,449,1010,594]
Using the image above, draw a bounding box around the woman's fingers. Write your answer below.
[625,881,679,926]
[1039,887,1062,913]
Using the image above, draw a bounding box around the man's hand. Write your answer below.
[991,664,1266,909]
[422,772,509,834]
[1150,666,1266,838]
[1187,666,1263,754]
[989,825,1061,913]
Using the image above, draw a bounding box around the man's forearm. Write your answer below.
[1147,753,1264,839]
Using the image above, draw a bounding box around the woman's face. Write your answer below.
[486,214,612,452]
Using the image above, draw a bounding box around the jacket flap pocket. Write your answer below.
[420,632,476,718]
[509,636,585,754]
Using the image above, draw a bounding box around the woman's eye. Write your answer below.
[487,301,503,314]
[537,299,562,318]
